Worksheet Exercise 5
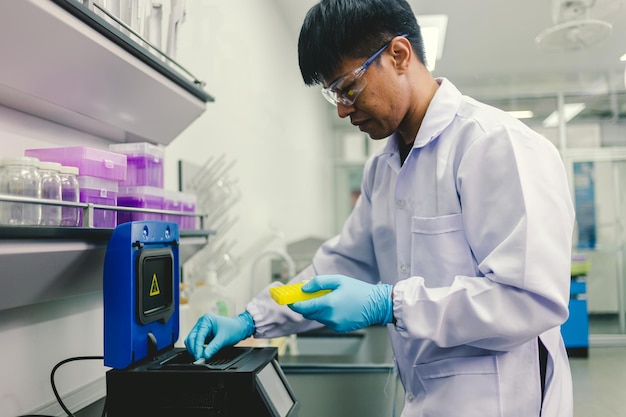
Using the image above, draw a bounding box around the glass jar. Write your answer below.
[59,165,80,227]
[0,156,41,225]
[39,161,62,226]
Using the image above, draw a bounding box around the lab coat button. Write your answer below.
[399,264,408,273]
[396,199,406,209]
[406,393,415,402]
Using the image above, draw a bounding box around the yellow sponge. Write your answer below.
[269,282,332,305]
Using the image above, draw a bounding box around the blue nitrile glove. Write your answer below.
[185,311,255,361]
[288,275,393,333]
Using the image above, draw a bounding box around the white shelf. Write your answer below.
[0,0,213,145]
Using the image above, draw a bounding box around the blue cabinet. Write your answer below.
[561,275,589,357]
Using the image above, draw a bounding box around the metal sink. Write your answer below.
[278,327,403,417]
[292,330,364,356]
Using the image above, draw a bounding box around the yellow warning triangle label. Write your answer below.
[149,274,160,296]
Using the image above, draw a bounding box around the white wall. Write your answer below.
[165,0,335,309]
[0,1,334,415]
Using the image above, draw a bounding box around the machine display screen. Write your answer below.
[137,248,174,324]
[256,360,295,417]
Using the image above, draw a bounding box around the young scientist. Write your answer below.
[186,0,575,415]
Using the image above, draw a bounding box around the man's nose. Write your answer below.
[337,101,354,119]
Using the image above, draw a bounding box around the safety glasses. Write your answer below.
[321,34,408,106]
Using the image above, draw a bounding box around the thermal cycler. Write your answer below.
[103,221,299,416]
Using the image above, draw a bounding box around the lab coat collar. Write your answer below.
[383,77,462,157]
[413,77,462,148]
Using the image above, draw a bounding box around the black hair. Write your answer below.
[298,0,426,86]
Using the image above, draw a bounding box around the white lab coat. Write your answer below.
[247,78,575,417]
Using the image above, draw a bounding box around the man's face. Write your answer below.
[324,48,408,140]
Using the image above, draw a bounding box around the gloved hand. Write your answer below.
[288,275,393,333]
[185,311,255,360]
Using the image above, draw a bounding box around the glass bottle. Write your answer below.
[0,156,41,225]
[38,161,62,226]
[59,165,80,227]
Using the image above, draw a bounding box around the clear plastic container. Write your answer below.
[25,146,127,182]
[39,161,62,226]
[164,190,197,230]
[179,192,197,230]
[0,156,41,225]
[117,186,164,224]
[78,176,118,228]
[109,142,164,187]
[60,165,80,227]
[163,190,181,223]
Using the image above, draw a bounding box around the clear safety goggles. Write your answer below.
[321,34,408,107]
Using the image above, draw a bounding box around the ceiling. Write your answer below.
[272,0,626,125]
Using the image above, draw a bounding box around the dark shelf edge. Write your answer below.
[50,0,215,103]
[0,226,214,243]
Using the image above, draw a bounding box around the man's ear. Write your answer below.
[389,36,412,74]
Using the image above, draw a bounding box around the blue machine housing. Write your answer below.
[104,221,180,369]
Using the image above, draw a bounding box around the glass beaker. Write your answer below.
[0,156,41,225]
[39,161,62,226]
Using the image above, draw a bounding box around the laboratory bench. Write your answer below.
[280,326,394,367]
[279,326,403,417]
[59,326,403,417]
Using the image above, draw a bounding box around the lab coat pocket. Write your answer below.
[415,355,502,417]
[411,213,477,286]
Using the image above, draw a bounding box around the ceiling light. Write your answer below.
[620,53,626,61]
[542,103,586,128]
[417,15,448,72]
[507,110,534,119]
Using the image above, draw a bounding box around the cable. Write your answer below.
[49,356,106,417]
[17,355,108,417]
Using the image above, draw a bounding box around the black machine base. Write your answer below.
[105,346,298,417]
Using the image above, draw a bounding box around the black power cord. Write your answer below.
[51,356,106,417]
[18,356,107,417]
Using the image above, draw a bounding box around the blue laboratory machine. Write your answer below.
[103,221,299,416]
